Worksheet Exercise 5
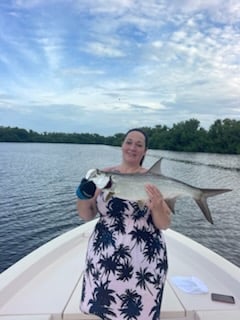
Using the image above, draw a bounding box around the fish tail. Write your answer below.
[195,197,214,224]
[195,188,232,224]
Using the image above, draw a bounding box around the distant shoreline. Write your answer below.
[1,118,240,154]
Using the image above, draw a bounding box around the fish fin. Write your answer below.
[200,188,232,198]
[103,191,114,202]
[195,188,232,224]
[195,198,214,224]
[148,158,163,174]
[165,198,176,214]
[137,200,145,210]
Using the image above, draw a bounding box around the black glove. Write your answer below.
[76,178,96,200]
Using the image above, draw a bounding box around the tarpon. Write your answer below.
[85,158,232,224]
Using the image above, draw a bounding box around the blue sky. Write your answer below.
[0,0,240,135]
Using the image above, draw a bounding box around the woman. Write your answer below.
[76,128,171,320]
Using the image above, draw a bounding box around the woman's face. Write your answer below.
[122,130,147,166]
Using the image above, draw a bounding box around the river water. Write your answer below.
[0,143,239,273]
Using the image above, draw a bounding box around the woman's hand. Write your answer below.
[76,178,99,221]
[145,183,171,230]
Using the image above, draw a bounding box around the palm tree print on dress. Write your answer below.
[118,289,143,320]
[106,197,129,234]
[89,279,117,319]
[80,194,168,320]
[136,267,154,295]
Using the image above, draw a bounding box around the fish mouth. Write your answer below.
[89,170,111,189]
[104,177,112,189]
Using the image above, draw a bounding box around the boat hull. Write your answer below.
[0,219,239,320]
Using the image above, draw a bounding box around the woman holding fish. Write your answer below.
[76,128,171,320]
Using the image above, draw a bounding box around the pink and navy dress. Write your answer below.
[80,192,168,320]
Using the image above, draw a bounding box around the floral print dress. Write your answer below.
[80,192,168,320]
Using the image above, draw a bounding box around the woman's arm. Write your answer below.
[76,190,100,221]
[145,184,171,230]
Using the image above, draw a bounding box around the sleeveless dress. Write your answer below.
[80,192,168,320]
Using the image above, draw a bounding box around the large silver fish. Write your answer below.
[85,158,231,224]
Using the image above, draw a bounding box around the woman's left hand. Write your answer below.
[145,183,165,211]
[145,183,171,230]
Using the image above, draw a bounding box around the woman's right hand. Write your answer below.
[76,178,96,199]
[76,176,99,221]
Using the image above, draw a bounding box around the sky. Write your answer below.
[0,0,240,135]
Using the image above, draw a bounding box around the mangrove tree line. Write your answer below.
[0,118,240,154]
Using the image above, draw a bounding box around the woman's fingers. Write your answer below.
[145,184,164,208]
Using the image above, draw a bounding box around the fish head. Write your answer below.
[85,168,112,190]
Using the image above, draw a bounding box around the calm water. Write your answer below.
[0,143,240,273]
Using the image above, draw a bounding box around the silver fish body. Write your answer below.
[86,158,232,224]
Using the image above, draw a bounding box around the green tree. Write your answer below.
[207,119,240,154]
[166,119,206,152]
[0,119,239,154]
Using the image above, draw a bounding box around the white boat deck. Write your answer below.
[0,219,239,320]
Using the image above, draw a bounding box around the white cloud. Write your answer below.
[83,41,125,58]
[0,0,239,134]
[61,67,105,76]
